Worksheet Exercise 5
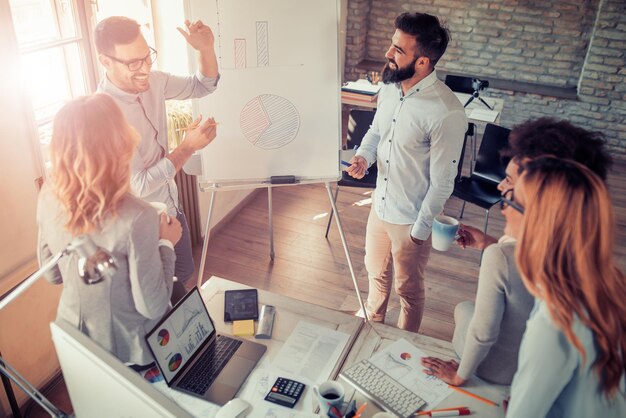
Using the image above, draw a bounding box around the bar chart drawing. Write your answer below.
[234,38,246,68]
[240,94,300,149]
[256,21,269,67]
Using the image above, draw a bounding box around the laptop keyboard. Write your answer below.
[341,360,425,418]
[178,336,242,395]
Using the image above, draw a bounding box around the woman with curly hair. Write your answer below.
[37,94,181,366]
[506,156,625,417]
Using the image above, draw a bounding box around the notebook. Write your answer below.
[146,287,266,406]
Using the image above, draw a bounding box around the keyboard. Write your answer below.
[178,336,242,395]
[340,360,425,418]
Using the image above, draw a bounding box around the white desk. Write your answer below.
[197,277,509,417]
[200,277,362,416]
[339,323,509,418]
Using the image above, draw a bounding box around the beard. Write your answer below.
[381,57,418,84]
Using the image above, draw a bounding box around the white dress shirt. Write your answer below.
[98,70,219,216]
[356,70,467,240]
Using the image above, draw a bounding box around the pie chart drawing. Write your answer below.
[240,94,300,149]
[168,353,183,372]
[157,329,170,346]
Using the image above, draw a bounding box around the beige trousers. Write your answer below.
[364,207,432,332]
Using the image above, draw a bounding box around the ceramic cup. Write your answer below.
[432,215,460,251]
[312,381,345,416]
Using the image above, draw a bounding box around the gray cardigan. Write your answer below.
[456,241,534,384]
[37,185,174,365]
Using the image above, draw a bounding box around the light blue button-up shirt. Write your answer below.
[356,71,467,240]
[98,70,219,216]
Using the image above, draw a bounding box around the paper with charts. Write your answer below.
[369,338,452,408]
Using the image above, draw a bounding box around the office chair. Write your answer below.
[452,123,511,235]
[325,109,377,238]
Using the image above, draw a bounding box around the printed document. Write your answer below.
[369,338,453,408]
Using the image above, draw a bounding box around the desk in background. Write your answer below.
[340,88,505,128]
[200,277,508,417]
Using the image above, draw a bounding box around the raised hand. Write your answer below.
[183,116,218,152]
[177,19,215,51]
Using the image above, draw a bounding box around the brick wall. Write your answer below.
[344,0,626,157]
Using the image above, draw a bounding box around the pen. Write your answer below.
[354,402,367,418]
[341,160,369,175]
[417,407,470,417]
[448,385,499,407]
[175,122,219,132]
[417,406,469,416]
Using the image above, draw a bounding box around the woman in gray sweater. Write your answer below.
[37,94,182,366]
[421,118,612,385]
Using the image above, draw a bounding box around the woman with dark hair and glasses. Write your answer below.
[421,183,532,386]
[507,157,625,417]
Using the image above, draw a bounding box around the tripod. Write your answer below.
[464,90,493,110]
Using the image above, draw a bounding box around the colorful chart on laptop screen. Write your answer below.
[400,352,412,360]
[168,353,183,372]
[157,329,170,346]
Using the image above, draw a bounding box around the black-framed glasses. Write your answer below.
[106,47,157,71]
[500,189,525,214]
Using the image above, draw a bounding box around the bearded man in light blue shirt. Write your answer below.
[347,12,467,332]
[95,16,220,301]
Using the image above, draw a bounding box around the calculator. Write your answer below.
[264,377,306,408]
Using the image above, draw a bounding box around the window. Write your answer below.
[8,0,97,151]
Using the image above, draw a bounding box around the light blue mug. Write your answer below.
[432,215,460,251]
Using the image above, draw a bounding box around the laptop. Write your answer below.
[146,287,267,405]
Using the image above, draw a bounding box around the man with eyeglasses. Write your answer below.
[420,117,612,388]
[95,16,220,302]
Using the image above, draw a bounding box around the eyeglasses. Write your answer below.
[500,189,525,214]
[105,47,157,71]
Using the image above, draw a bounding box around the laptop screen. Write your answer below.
[146,288,215,384]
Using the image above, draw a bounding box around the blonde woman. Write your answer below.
[507,157,626,417]
[37,94,182,367]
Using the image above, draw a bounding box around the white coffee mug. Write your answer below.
[432,215,460,251]
[312,381,345,416]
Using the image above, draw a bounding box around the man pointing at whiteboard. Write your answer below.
[95,17,219,301]
[346,12,467,332]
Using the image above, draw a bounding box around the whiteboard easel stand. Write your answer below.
[195,179,368,323]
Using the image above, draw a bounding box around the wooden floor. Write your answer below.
[194,156,626,342]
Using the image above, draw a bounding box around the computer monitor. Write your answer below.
[50,320,194,418]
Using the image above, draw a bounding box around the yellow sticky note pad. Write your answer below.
[232,320,255,336]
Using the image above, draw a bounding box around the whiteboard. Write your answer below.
[187,0,342,187]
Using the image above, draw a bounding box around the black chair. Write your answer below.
[325,109,377,238]
[452,123,511,235]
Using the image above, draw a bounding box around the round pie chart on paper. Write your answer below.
[240,94,300,150]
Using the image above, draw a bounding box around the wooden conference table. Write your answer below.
[200,277,509,417]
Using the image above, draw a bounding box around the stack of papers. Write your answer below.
[466,108,499,123]
[342,80,381,96]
